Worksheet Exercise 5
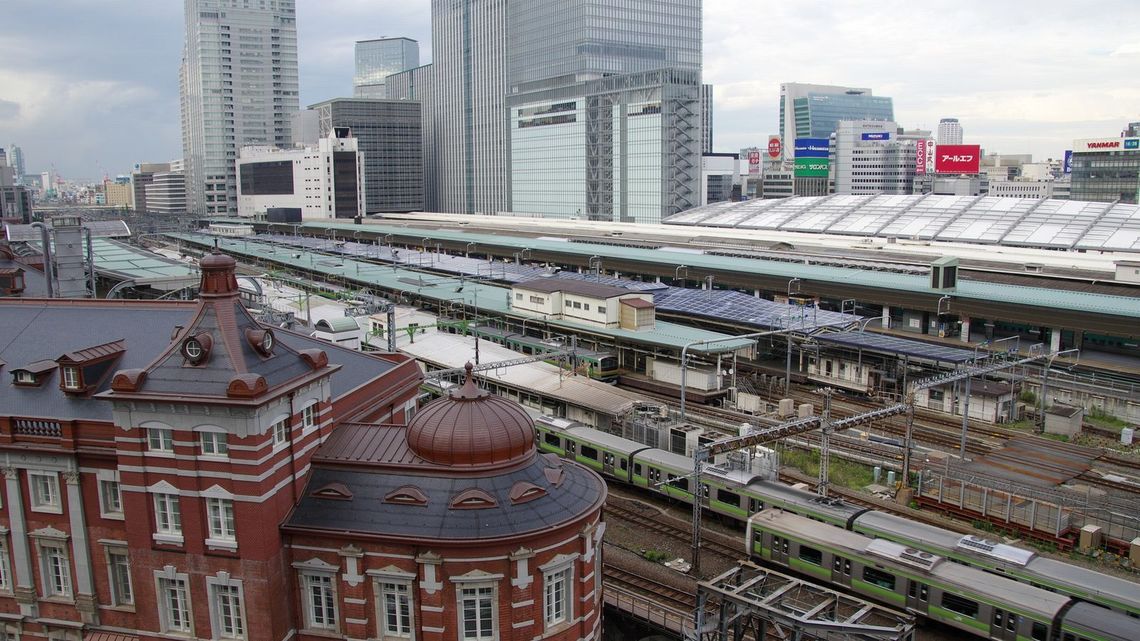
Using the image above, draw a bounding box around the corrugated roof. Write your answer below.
[59,339,126,364]
[515,278,630,298]
[316,423,422,465]
[620,297,655,309]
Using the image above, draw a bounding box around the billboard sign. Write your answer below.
[767,135,783,160]
[1063,150,1072,174]
[794,138,830,158]
[794,158,830,177]
[915,139,928,175]
[748,150,761,175]
[934,144,981,174]
[1073,138,1140,153]
[861,132,891,141]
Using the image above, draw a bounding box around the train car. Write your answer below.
[747,510,1139,641]
[471,325,620,381]
[535,418,647,484]
[853,510,1140,618]
[632,447,697,502]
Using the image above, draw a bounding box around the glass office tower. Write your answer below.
[779,83,893,157]
[353,37,419,99]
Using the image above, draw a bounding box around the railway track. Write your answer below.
[601,562,696,611]
[604,503,741,562]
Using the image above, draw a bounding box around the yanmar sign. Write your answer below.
[1074,138,1140,153]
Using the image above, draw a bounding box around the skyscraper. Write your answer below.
[389,0,702,219]
[353,37,419,99]
[779,83,893,156]
[7,145,25,182]
[938,118,963,145]
[180,0,299,216]
[701,84,714,153]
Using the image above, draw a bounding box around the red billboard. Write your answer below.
[767,135,783,160]
[934,144,981,174]
[748,151,761,174]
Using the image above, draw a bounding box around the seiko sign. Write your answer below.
[1075,138,1140,152]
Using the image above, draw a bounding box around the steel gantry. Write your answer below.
[690,562,916,641]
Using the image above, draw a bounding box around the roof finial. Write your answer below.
[451,362,486,400]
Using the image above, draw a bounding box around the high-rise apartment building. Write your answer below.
[938,118,963,145]
[353,37,419,99]
[180,0,299,216]
[388,0,702,219]
[779,83,893,156]
[307,98,424,213]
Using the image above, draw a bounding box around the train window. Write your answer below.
[701,484,709,498]
[920,585,927,602]
[993,610,1003,626]
[619,459,627,470]
[581,445,598,460]
[908,582,915,598]
[844,560,851,575]
[544,433,561,447]
[1062,634,1075,641]
[748,498,764,513]
[634,463,642,476]
[1006,614,1017,632]
[940,593,978,619]
[798,545,823,566]
[1030,623,1047,641]
[717,489,741,505]
[833,558,842,572]
[862,567,896,591]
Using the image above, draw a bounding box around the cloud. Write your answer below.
[0,100,19,120]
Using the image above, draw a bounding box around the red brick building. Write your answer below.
[0,253,422,641]
[282,364,607,641]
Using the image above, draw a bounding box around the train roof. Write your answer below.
[751,510,1074,619]
[1025,557,1140,611]
[1061,601,1140,640]
[635,447,698,472]
[855,510,1140,611]
[748,479,865,522]
[562,425,650,456]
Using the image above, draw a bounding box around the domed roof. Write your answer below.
[406,363,536,469]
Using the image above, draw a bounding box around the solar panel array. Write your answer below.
[814,331,976,363]
[4,220,131,242]
[666,194,1140,252]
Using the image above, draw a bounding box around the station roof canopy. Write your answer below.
[814,331,976,364]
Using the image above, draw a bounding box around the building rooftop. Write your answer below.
[515,277,633,299]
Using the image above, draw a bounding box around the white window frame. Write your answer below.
[28,471,62,514]
[457,583,497,641]
[199,431,229,457]
[376,579,414,640]
[206,498,236,542]
[207,574,247,640]
[155,567,193,635]
[543,567,571,628]
[0,537,11,594]
[104,546,133,607]
[271,417,289,447]
[299,571,338,631]
[153,492,183,543]
[38,541,72,599]
[61,366,81,390]
[98,473,123,520]
[301,403,317,432]
[148,427,174,453]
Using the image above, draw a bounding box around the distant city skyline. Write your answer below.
[1,0,1137,181]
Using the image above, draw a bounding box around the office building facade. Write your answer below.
[130,162,172,212]
[237,130,364,219]
[146,170,188,215]
[779,83,893,155]
[6,144,25,182]
[1069,136,1140,204]
[180,0,299,216]
[308,98,424,213]
[388,0,702,218]
[833,120,918,195]
[938,118,963,145]
[353,37,419,99]
[508,69,701,224]
[701,83,713,153]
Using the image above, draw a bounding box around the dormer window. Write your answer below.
[15,371,37,385]
[181,333,213,365]
[245,328,275,357]
[61,366,81,391]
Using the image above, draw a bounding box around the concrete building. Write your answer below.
[832,120,918,195]
[0,150,33,223]
[103,177,133,208]
[779,83,893,155]
[7,144,25,182]
[1069,136,1140,204]
[761,169,794,199]
[237,130,364,220]
[180,0,299,216]
[937,117,963,145]
[130,162,172,213]
[353,37,419,99]
[307,98,424,213]
[145,170,188,216]
[987,179,1054,198]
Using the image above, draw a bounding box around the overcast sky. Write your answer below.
[1,0,1136,181]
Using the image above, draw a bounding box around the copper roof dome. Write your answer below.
[406,363,535,469]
